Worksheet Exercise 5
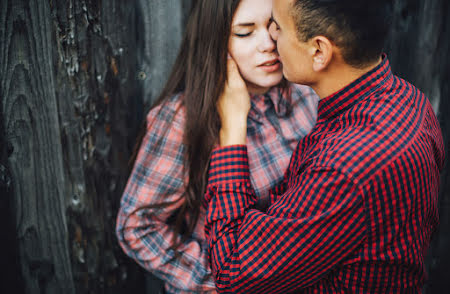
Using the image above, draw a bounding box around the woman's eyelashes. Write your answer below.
[234,32,252,37]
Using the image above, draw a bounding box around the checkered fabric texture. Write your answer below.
[205,56,444,293]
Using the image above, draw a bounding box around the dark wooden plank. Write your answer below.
[49,0,143,293]
[1,0,144,293]
[0,0,75,292]
[386,0,446,110]
[0,63,24,294]
[136,0,188,106]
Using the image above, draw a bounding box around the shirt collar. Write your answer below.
[249,85,291,123]
[317,54,394,123]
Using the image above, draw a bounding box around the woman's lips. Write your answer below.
[258,59,281,73]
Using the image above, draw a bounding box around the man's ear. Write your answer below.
[309,36,333,72]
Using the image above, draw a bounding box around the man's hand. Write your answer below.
[217,57,250,146]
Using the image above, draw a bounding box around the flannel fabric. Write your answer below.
[205,56,444,293]
[116,83,318,293]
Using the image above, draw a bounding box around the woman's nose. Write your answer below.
[258,30,276,52]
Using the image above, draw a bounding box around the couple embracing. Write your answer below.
[117,1,444,293]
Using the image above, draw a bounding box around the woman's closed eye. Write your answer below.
[234,32,253,37]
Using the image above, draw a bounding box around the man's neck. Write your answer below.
[312,57,382,100]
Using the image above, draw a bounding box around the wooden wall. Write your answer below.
[1,0,139,292]
[0,0,448,293]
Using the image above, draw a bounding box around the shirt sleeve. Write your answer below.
[204,145,367,293]
[116,103,216,293]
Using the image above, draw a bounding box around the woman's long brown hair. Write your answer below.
[128,0,242,248]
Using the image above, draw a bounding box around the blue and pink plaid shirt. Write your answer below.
[116,83,318,293]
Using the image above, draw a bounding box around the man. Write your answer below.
[205,0,444,293]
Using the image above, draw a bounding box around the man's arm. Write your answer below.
[205,145,367,293]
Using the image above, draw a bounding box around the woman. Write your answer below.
[115,0,317,293]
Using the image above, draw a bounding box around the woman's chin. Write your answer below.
[244,72,284,94]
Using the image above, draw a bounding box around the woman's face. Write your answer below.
[229,0,283,94]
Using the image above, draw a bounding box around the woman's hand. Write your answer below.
[217,57,251,146]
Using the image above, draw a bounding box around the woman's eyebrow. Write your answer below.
[233,22,255,27]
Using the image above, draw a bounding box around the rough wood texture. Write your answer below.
[0,49,23,294]
[49,0,144,293]
[1,0,142,293]
[0,0,75,292]
[136,0,184,107]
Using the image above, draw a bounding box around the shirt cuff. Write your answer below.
[208,145,250,186]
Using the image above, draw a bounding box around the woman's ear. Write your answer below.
[309,36,333,72]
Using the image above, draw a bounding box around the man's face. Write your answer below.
[270,0,314,85]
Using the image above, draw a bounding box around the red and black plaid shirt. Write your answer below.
[205,56,444,293]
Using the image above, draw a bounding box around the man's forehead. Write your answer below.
[273,0,293,15]
[272,0,293,21]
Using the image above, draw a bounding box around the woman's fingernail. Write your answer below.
[227,53,232,59]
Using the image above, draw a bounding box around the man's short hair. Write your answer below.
[291,0,393,68]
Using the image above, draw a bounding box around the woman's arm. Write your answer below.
[116,100,216,292]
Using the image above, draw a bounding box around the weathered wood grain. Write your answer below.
[136,0,185,107]
[386,0,446,112]
[0,53,23,294]
[0,0,74,292]
[1,0,143,293]
[49,0,143,293]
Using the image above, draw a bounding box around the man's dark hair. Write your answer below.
[291,0,393,68]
